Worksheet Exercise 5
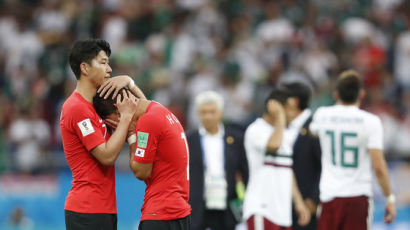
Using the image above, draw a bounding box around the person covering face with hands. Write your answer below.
[94,86,192,230]
[242,88,310,230]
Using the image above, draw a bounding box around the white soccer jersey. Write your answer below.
[310,105,384,202]
[242,118,294,227]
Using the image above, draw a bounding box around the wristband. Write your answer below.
[127,133,137,145]
[128,78,135,89]
[386,194,396,203]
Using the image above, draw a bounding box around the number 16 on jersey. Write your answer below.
[325,130,359,168]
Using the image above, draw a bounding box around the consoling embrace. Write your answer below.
[60,38,191,230]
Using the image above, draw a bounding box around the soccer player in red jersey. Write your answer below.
[61,39,142,230]
[93,89,192,230]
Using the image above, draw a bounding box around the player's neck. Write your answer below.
[132,99,151,121]
[336,100,360,107]
[287,110,302,124]
[205,125,219,135]
[75,79,97,103]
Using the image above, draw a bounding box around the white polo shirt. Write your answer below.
[310,105,384,202]
[242,118,294,227]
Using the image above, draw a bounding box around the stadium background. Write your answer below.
[0,0,410,229]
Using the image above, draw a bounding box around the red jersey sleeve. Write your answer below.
[133,113,162,163]
[71,107,106,151]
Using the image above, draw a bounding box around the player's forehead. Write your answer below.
[93,50,109,62]
[199,102,220,111]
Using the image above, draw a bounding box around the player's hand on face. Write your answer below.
[97,75,133,99]
[267,99,286,124]
[116,90,138,119]
[104,118,118,130]
[296,202,311,226]
[384,202,396,224]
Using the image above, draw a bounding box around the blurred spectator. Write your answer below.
[297,40,338,87]
[256,2,294,44]
[7,206,34,230]
[394,17,410,90]
[186,57,221,128]
[8,103,50,174]
[219,61,254,124]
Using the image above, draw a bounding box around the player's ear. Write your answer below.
[333,91,339,101]
[80,62,89,76]
[359,89,366,100]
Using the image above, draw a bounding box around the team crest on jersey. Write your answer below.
[135,148,145,157]
[77,118,95,137]
[137,132,149,148]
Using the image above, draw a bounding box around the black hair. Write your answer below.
[93,88,127,119]
[264,88,288,114]
[336,70,362,103]
[69,39,111,79]
[280,82,311,110]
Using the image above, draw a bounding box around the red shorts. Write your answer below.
[318,196,372,230]
[247,215,291,230]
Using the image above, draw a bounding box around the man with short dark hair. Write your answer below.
[60,39,140,230]
[281,82,321,230]
[243,88,310,230]
[310,69,396,230]
[94,89,192,230]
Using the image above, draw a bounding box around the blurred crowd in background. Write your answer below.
[0,0,410,175]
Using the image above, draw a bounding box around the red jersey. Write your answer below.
[133,101,191,221]
[60,91,116,213]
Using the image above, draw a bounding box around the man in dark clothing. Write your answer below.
[187,91,248,230]
[282,82,321,230]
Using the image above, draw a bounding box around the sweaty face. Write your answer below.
[198,103,222,132]
[87,50,112,87]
